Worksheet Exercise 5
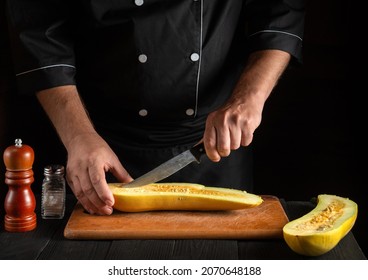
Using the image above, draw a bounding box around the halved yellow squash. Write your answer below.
[283,194,358,256]
[108,182,263,212]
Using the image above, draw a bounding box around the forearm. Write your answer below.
[231,49,291,104]
[36,85,96,151]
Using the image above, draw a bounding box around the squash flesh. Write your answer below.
[283,194,358,256]
[109,183,263,212]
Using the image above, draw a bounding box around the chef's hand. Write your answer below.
[203,50,291,162]
[65,132,133,215]
[203,93,264,162]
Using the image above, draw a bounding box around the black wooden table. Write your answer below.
[0,195,366,260]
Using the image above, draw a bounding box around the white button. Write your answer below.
[139,109,148,116]
[190,53,200,62]
[138,54,147,63]
[134,0,144,6]
[186,108,195,116]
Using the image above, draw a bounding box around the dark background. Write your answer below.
[1,0,366,256]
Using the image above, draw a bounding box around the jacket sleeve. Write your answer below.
[6,0,76,95]
[245,0,305,64]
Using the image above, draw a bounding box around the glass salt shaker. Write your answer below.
[41,164,66,219]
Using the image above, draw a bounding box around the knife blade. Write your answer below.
[121,142,206,188]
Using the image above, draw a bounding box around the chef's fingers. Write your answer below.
[86,161,114,214]
[215,123,231,158]
[241,127,254,147]
[229,120,242,151]
[66,173,100,215]
[239,118,254,147]
[203,125,221,162]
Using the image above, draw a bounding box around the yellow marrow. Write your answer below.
[108,182,263,212]
[283,194,358,256]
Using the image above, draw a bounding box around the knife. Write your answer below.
[121,142,206,188]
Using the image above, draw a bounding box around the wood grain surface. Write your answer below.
[64,195,289,240]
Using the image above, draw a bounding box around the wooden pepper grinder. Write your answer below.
[3,138,37,232]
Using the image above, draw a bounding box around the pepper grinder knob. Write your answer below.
[3,138,37,232]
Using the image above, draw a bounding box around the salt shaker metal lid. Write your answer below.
[44,164,65,176]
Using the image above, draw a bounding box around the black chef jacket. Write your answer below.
[6,0,305,190]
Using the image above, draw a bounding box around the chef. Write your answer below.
[6,0,305,215]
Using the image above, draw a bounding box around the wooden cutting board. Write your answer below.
[64,195,288,240]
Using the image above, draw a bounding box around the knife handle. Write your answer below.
[190,142,206,163]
